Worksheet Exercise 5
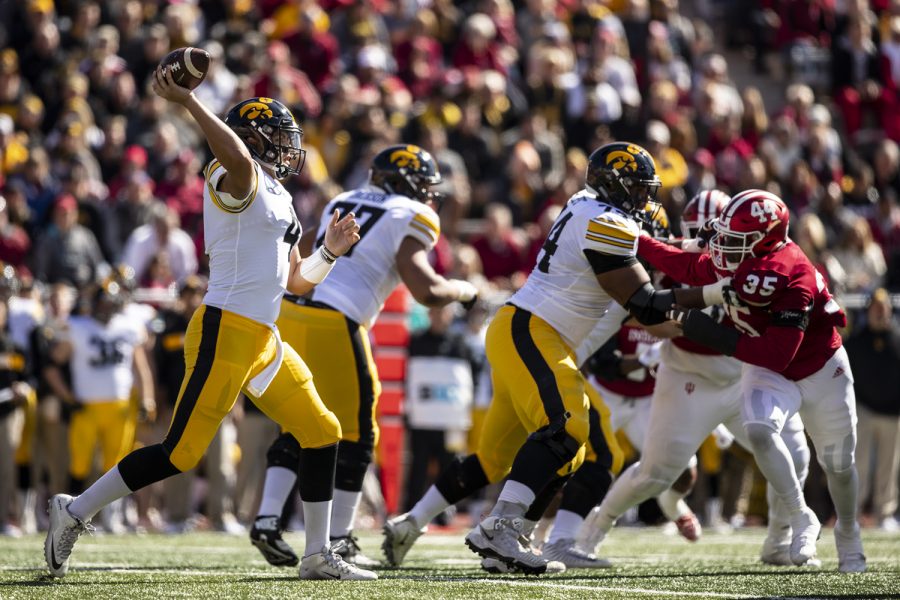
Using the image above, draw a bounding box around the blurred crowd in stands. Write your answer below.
[0,0,897,537]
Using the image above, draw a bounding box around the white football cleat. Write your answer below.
[331,535,381,567]
[789,508,821,566]
[299,546,378,580]
[382,513,426,566]
[44,494,91,578]
[760,525,821,568]
[674,513,702,542]
[834,524,866,573]
[542,538,611,569]
[480,556,566,574]
[464,515,550,575]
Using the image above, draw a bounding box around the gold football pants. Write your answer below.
[475,305,590,482]
[162,305,340,472]
[276,300,381,447]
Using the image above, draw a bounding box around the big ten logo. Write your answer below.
[389,145,422,170]
[417,383,463,403]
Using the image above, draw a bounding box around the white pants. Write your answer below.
[601,360,807,506]
[595,383,652,452]
[741,346,856,475]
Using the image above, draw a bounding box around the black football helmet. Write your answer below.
[224,97,306,180]
[369,144,442,203]
[586,142,661,216]
[641,201,671,239]
[92,281,125,324]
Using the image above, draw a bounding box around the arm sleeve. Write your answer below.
[637,236,718,285]
[403,205,441,251]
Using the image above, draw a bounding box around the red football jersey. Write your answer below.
[638,237,845,381]
[595,323,659,397]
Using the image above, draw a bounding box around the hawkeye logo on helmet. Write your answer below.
[240,98,274,120]
[605,150,638,173]
[389,145,422,171]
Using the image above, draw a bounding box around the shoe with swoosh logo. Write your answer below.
[299,545,378,580]
[44,494,91,578]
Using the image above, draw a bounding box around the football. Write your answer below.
[159,47,210,90]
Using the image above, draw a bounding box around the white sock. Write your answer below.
[825,466,859,534]
[303,500,332,557]
[548,509,584,543]
[257,466,297,518]
[409,486,450,527]
[657,488,691,521]
[330,489,362,538]
[595,463,658,531]
[68,466,131,522]
[495,480,536,507]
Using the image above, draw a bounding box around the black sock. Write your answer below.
[297,444,338,503]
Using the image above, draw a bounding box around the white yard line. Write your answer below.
[475,578,756,599]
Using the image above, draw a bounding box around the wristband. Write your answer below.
[682,238,703,253]
[300,246,337,284]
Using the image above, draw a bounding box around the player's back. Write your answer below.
[511,191,641,350]
[68,314,145,401]
[203,160,300,327]
[310,185,440,328]
[730,241,845,380]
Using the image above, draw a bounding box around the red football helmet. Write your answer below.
[681,189,730,238]
[709,189,789,271]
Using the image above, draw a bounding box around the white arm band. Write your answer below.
[299,246,337,284]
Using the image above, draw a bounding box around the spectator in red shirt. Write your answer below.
[156,149,204,238]
[284,11,339,93]
[452,13,507,75]
[470,202,525,287]
[252,40,322,118]
[106,144,149,202]
[0,195,30,273]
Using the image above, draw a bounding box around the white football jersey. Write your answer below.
[511,190,641,350]
[67,314,146,402]
[202,160,301,327]
[311,185,440,328]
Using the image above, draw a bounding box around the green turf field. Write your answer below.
[1,527,898,599]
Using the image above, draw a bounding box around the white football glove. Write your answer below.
[637,341,663,369]
[451,279,479,310]
[712,423,735,450]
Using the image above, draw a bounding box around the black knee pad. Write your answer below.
[560,462,613,517]
[528,414,581,464]
[335,440,374,492]
[434,454,490,505]
[17,464,31,490]
[267,432,301,471]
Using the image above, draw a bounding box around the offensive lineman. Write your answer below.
[638,189,864,572]
[383,143,733,574]
[44,68,371,580]
[249,144,478,567]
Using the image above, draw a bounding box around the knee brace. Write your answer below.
[434,454,490,504]
[528,413,582,464]
[118,444,182,492]
[335,440,374,492]
[560,462,613,517]
[266,432,301,471]
[297,444,337,503]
